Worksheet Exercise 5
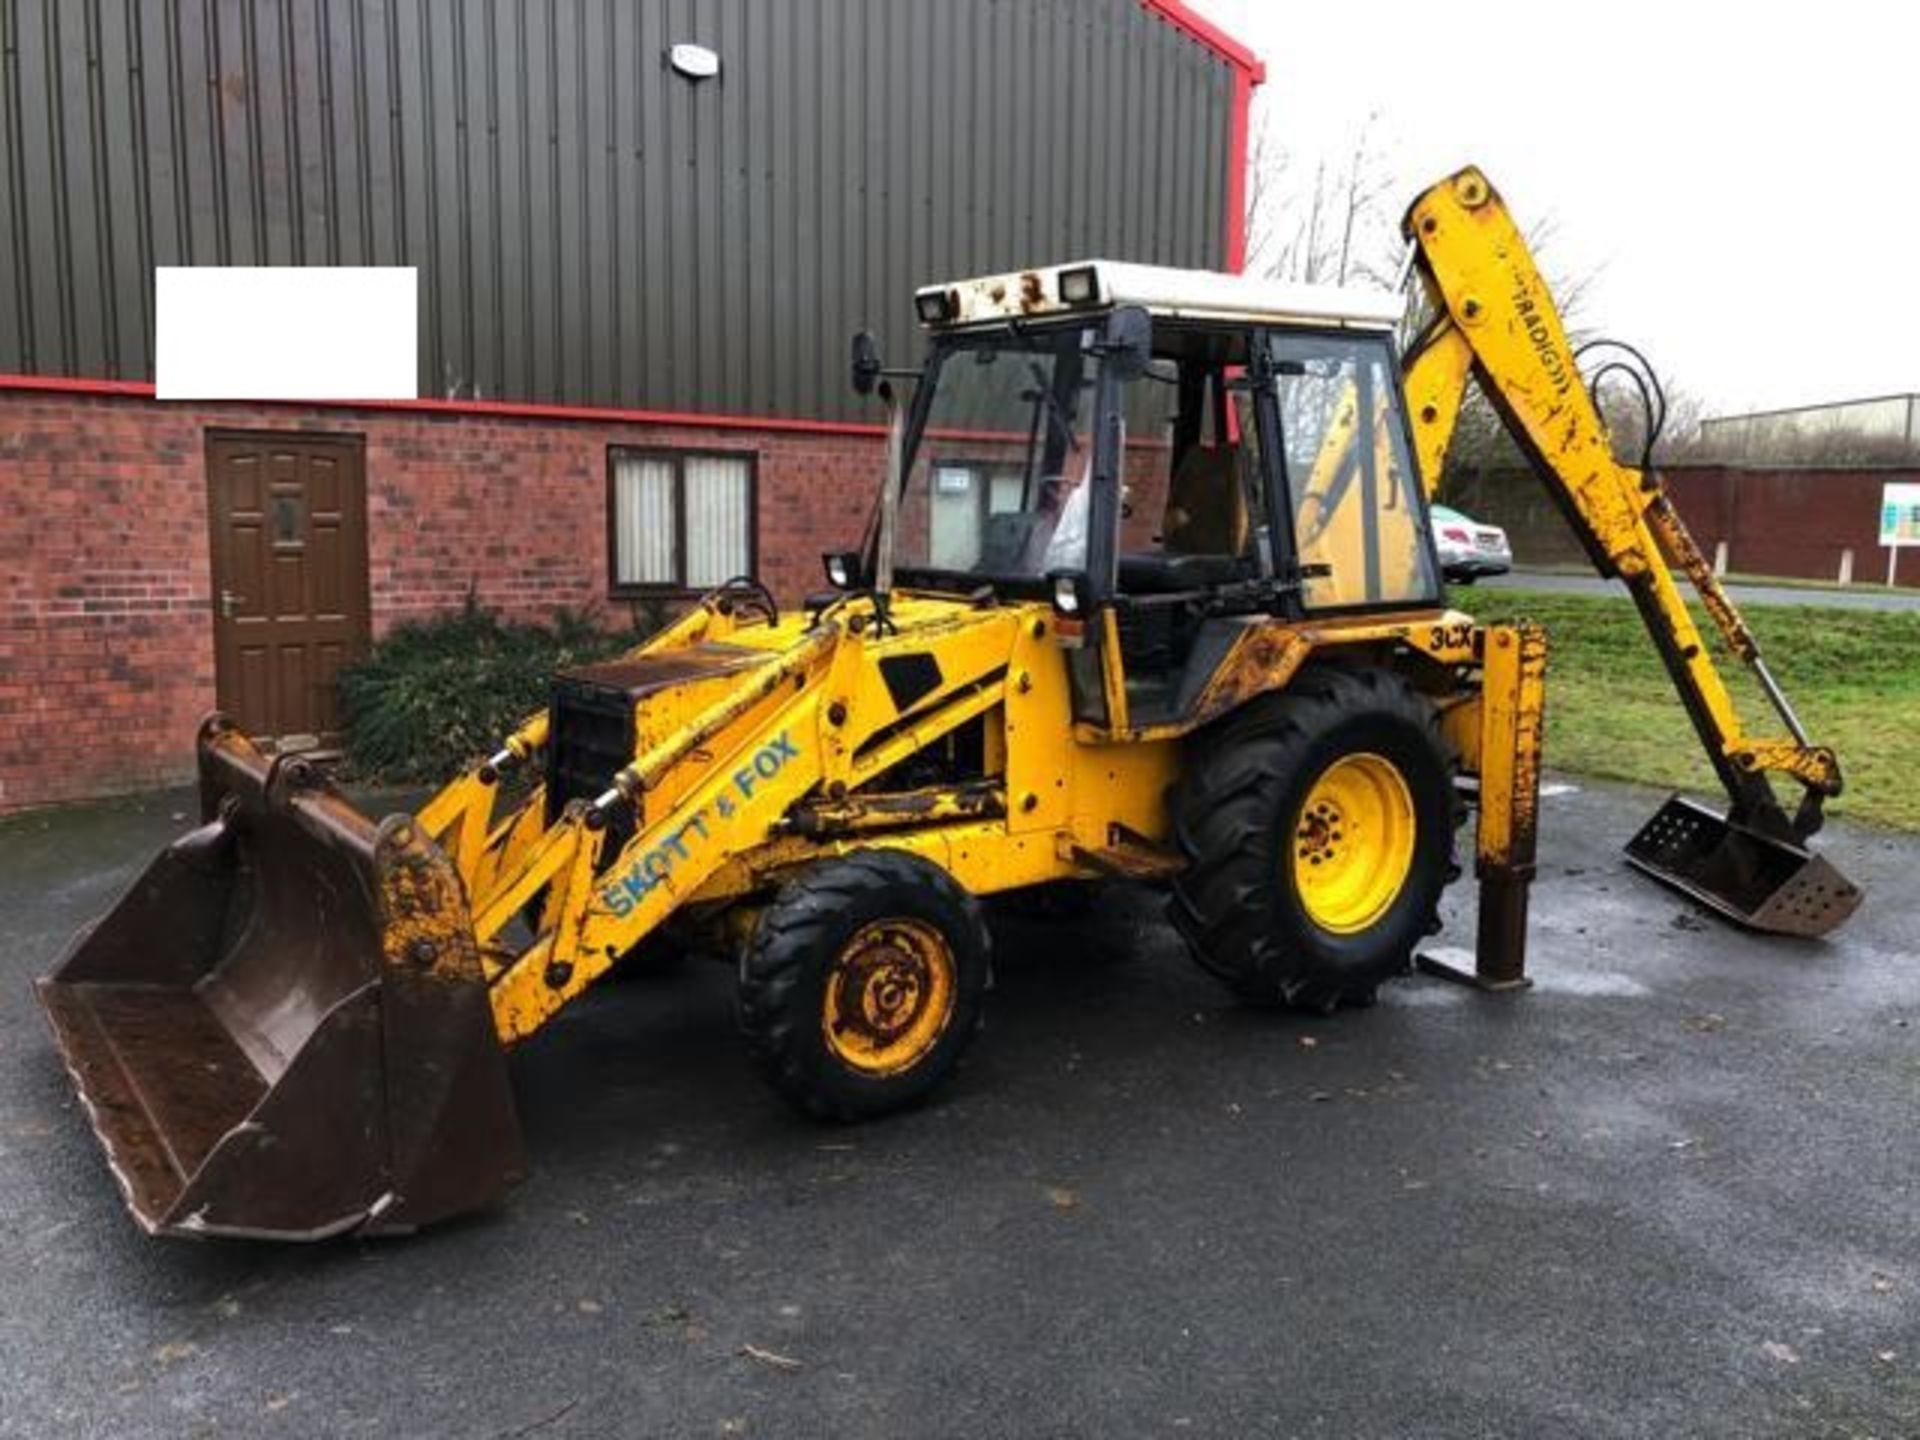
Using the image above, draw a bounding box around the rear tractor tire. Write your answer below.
[1169,665,1456,1012]
[737,851,991,1121]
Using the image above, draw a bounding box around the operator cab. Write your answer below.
[863,259,1441,730]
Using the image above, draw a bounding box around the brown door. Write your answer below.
[206,432,370,744]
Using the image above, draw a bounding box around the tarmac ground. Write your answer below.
[2,775,1914,1438]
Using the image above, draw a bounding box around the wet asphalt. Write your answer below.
[1,776,1915,1439]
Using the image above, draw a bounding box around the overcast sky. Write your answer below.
[1188,0,1920,415]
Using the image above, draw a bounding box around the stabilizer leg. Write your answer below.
[1418,623,1545,993]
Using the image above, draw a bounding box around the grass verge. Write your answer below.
[1452,586,1920,831]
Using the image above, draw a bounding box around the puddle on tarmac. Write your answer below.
[1528,969,1651,998]
[1387,965,1651,1004]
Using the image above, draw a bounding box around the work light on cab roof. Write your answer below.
[914,258,1407,330]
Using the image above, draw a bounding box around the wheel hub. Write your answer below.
[1291,752,1417,934]
[823,919,956,1075]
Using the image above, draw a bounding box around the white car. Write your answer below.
[1430,503,1512,582]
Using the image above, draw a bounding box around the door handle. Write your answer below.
[220,588,244,618]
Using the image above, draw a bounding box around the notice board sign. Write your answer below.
[1880,482,1920,547]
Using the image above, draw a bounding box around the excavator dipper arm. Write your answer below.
[1401,168,1860,936]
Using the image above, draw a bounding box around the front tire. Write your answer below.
[1169,666,1455,1011]
[737,851,991,1120]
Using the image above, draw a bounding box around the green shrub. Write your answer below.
[340,597,656,783]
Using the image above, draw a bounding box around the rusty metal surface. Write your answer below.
[1423,621,1548,991]
[783,781,1007,838]
[1472,874,1534,989]
[1070,835,1185,881]
[36,718,524,1239]
[1186,626,1313,731]
[1414,869,1535,994]
[1624,794,1864,938]
[1643,493,1759,663]
[559,644,766,697]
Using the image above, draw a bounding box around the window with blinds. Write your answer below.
[608,449,755,593]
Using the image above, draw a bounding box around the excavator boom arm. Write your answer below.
[1402,168,1840,835]
[1400,167,1858,936]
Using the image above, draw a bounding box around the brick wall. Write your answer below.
[0,389,885,811]
[1659,464,1920,587]
[1442,462,1920,586]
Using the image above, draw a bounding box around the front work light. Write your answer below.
[1050,570,1088,615]
[823,551,861,589]
[1057,265,1100,306]
[915,289,955,324]
[1047,570,1090,649]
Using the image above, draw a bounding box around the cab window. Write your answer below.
[1116,324,1268,598]
[894,322,1098,584]
[1267,332,1438,610]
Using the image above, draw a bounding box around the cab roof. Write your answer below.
[915,259,1405,333]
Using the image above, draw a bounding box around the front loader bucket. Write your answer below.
[36,718,524,1240]
[1624,794,1862,938]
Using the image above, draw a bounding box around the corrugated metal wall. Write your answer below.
[0,0,1235,420]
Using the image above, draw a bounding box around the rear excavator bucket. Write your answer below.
[1624,795,1862,938]
[36,718,524,1239]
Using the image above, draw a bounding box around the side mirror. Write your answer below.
[851,331,883,397]
[1101,306,1152,382]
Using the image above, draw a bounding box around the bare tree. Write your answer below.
[1244,118,1720,486]
[1665,411,1920,467]
[1244,111,1401,289]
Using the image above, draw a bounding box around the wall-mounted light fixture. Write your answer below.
[668,43,720,80]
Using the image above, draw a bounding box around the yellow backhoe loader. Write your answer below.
[39,168,1861,1240]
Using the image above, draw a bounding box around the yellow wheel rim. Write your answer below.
[822,918,957,1076]
[1290,752,1416,934]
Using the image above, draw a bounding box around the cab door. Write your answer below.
[1075,334,1276,732]
[1259,330,1441,612]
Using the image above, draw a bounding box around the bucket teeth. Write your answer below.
[1624,795,1863,938]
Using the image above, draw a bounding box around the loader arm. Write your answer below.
[1399,167,1858,934]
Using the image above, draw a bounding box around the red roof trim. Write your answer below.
[1138,0,1267,83]
[1137,2,1265,273]
[0,373,157,400]
[1223,66,1254,274]
[0,372,891,438]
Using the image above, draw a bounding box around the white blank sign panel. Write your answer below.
[156,267,417,400]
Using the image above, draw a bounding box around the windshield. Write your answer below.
[892,323,1100,583]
